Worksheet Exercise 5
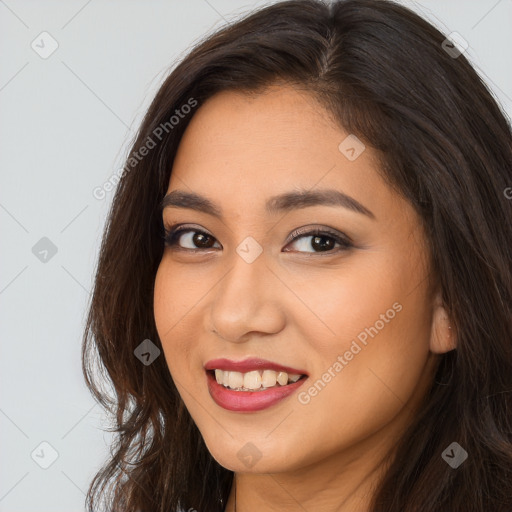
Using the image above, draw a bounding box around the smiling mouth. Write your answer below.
[206,369,307,392]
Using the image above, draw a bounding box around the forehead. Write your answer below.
[172,85,348,173]
[166,86,405,224]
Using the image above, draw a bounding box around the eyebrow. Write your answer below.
[159,188,375,220]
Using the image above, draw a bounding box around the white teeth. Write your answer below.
[243,370,261,390]
[212,369,304,391]
[261,369,277,388]
[276,371,288,386]
[228,370,244,389]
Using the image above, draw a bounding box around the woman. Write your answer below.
[82,0,512,510]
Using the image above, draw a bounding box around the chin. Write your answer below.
[203,436,295,473]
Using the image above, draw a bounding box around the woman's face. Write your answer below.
[153,84,450,474]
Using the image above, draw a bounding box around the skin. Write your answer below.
[153,84,455,512]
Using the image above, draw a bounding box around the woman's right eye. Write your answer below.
[163,227,221,251]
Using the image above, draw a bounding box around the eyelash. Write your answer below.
[162,223,353,256]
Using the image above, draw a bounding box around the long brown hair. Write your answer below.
[82,1,512,510]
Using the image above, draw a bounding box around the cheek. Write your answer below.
[153,256,212,332]
[291,260,432,430]
[153,260,197,377]
[289,258,404,356]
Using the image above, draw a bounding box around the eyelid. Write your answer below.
[164,222,212,236]
[284,225,353,245]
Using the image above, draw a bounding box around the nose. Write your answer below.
[206,250,286,343]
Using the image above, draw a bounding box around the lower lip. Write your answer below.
[206,371,307,412]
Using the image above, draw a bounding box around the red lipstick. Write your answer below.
[204,358,308,412]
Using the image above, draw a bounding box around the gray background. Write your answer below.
[1,0,511,510]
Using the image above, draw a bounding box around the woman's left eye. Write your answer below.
[162,224,352,255]
[285,228,352,254]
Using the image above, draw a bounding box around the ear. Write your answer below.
[429,287,457,354]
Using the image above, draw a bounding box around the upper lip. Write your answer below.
[204,357,308,376]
